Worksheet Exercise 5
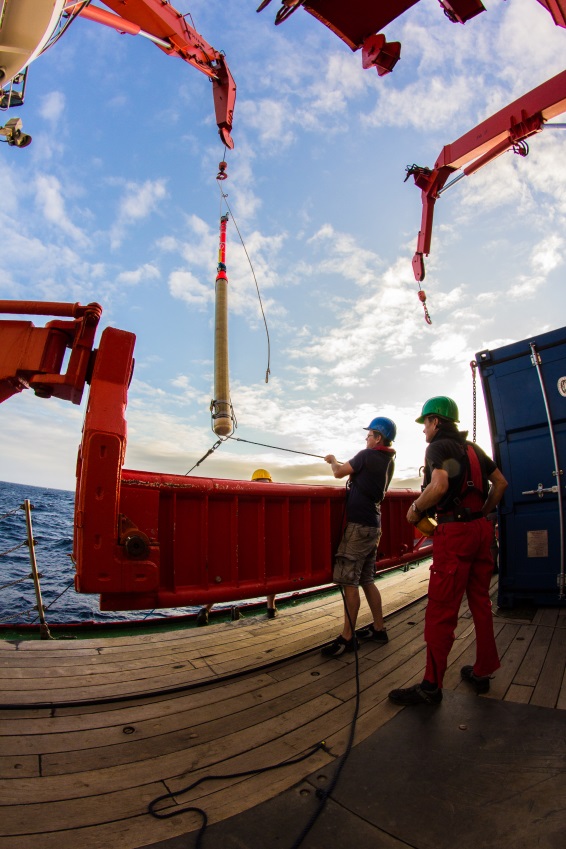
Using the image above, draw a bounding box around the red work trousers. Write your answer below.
[424,517,500,687]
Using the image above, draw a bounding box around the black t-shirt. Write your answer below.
[424,429,496,512]
[346,447,396,527]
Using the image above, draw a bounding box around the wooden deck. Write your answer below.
[0,561,565,849]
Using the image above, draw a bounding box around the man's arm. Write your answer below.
[482,468,508,516]
[406,467,449,524]
[325,455,354,479]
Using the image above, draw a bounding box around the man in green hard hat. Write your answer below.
[388,396,507,705]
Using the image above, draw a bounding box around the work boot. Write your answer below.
[321,635,358,657]
[460,665,491,694]
[388,682,442,705]
[356,623,388,643]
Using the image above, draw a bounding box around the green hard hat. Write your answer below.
[416,396,460,424]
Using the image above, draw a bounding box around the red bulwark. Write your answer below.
[91,478,423,611]
[71,323,426,612]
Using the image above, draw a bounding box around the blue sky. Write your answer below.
[1,0,565,492]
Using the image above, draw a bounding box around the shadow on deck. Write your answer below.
[178,690,566,849]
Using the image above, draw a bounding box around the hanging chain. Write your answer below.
[417,285,432,324]
[470,360,477,443]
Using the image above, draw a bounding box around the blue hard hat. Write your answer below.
[364,417,397,443]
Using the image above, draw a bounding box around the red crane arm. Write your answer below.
[0,301,103,405]
[67,1,236,148]
[408,69,566,281]
[535,0,566,27]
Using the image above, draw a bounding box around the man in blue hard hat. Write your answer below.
[388,396,507,705]
[321,416,397,657]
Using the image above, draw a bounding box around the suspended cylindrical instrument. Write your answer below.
[212,213,233,436]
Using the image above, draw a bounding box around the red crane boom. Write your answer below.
[68,1,236,148]
[407,70,566,281]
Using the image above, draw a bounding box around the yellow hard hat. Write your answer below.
[251,468,272,482]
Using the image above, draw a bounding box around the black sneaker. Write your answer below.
[195,607,209,627]
[461,665,491,694]
[321,635,358,657]
[356,623,388,643]
[388,683,443,705]
[267,607,277,619]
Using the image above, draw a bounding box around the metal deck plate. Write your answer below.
[143,690,566,849]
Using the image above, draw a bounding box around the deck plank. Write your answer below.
[531,622,566,708]
[0,568,564,849]
[513,623,554,687]
[0,562,431,705]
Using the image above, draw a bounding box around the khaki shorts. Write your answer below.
[333,522,381,587]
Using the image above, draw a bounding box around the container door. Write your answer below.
[476,326,566,607]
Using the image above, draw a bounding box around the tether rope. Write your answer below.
[184,434,331,475]
[227,434,326,460]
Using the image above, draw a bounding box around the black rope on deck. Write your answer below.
[147,742,328,849]
[288,585,361,848]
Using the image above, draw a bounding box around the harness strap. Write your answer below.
[438,444,487,513]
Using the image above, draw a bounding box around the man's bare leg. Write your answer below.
[362,582,385,631]
[341,585,361,640]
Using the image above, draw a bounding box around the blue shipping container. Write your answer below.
[476,326,566,607]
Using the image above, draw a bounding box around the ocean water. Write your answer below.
[0,479,202,625]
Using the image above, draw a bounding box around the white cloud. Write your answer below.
[34,174,88,245]
[306,223,383,286]
[116,264,161,286]
[239,99,296,148]
[530,234,563,275]
[365,74,476,131]
[168,269,211,307]
[112,179,168,248]
[39,91,65,123]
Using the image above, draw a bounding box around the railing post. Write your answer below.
[23,499,53,640]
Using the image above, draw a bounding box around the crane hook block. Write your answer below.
[217,161,228,181]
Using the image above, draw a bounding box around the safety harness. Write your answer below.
[436,443,488,523]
